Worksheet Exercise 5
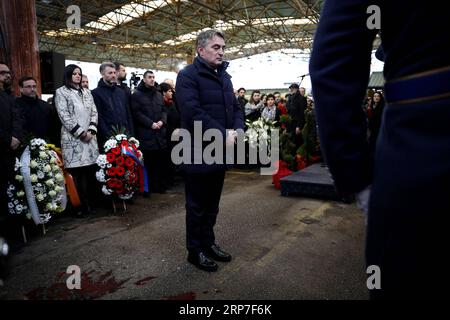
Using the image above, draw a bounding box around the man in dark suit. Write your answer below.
[176,29,244,272]
[310,1,450,298]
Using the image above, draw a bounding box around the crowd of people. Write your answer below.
[0,55,383,249]
[0,60,181,244]
[1,55,311,241]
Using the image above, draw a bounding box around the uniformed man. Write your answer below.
[310,1,450,298]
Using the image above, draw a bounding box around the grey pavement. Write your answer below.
[0,169,369,300]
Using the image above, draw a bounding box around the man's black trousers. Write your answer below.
[185,170,225,253]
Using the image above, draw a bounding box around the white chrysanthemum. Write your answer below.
[115,134,127,141]
[40,213,51,224]
[39,151,48,159]
[43,164,52,173]
[96,170,106,183]
[14,158,21,171]
[129,137,140,148]
[30,160,39,169]
[102,185,113,195]
[15,175,23,182]
[36,194,45,202]
[96,154,108,168]
[37,171,45,179]
[119,193,133,200]
[55,173,64,182]
[30,174,38,183]
[45,179,55,187]
[17,191,25,198]
[103,139,117,152]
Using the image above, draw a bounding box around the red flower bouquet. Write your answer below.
[96,134,146,200]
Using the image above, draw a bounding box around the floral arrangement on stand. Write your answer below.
[245,117,277,152]
[7,138,67,226]
[295,105,321,170]
[96,133,146,203]
[272,104,321,189]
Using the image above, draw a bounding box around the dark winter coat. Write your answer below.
[91,79,134,144]
[131,81,167,151]
[175,56,244,173]
[286,91,307,131]
[117,81,132,100]
[0,91,24,177]
[164,98,180,142]
[15,95,61,145]
[237,96,248,120]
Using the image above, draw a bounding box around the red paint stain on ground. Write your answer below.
[24,269,131,300]
[162,292,196,300]
[134,276,157,286]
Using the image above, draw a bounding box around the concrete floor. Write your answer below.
[1,169,369,300]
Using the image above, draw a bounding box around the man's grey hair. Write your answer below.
[196,29,225,52]
[99,61,116,74]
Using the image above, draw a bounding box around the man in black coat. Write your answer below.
[114,62,132,100]
[15,76,60,145]
[286,83,307,148]
[92,62,134,149]
[310,0,450,298]
[236,87,247,120]
[131,71,168,194]
[0,88,24,239]
[176,29,244,272]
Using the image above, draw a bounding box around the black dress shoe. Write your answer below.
[204,245,232,262]
[187,252,218,272]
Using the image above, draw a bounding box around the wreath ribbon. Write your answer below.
[121,146,148,193]
[19,147,42,225]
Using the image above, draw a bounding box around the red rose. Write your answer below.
[116,166,125,176]
[125,158,134,167]
[111,147,121,155]
[107,179,117,188]
[107,167,116,176]
[115,180,123,189]
[106,153,116,163]
[121,140,129,148]
[116,156,125,166]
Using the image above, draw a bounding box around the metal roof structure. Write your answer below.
[36,0,323,71]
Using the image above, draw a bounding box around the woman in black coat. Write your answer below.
[160,82,180,188]
[368,91,385,155]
